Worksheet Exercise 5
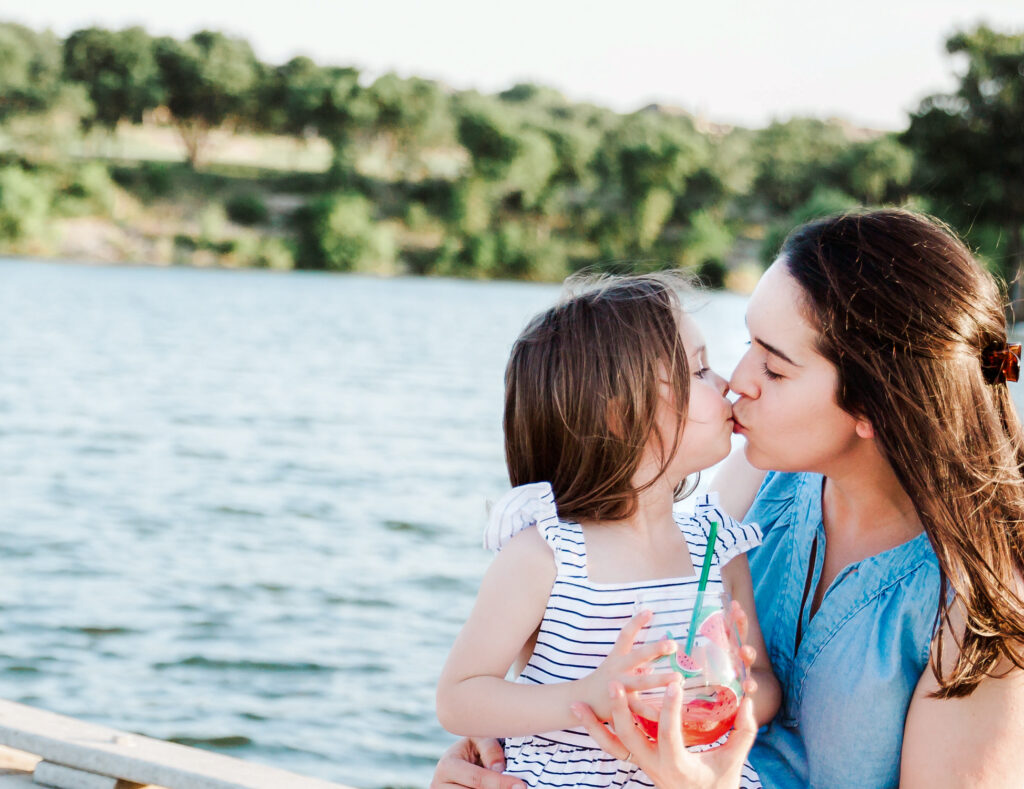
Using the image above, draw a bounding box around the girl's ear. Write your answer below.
[855,417,875,440]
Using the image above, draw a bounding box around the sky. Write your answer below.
[5,0,1024,130]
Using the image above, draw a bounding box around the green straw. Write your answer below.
[683,519,718,656]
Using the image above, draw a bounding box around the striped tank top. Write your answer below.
[485,483,763,788]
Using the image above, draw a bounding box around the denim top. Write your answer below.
[745,472,940,789]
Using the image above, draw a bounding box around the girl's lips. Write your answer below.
[732,416,747,434]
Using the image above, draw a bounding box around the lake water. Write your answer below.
[1,259,1019,788]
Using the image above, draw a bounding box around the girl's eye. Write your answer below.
[695,366,711,379]
[761,362,782,381]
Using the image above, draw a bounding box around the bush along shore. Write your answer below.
[0,21,1021,292]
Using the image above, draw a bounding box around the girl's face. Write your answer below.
[730,260,862,472]
[660,313,734,479]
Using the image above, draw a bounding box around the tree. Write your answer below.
[152,31,260,167]
[902,25,1024,318]
[835,135,914,205]
[366,74,451,163]
[591,111,709,253]
[62,27,163,130]
[0,22,64,121]
[455,97,521,181]
[748,118,851,213]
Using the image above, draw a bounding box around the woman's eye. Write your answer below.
[761,362,783,381]
[695,366,711,379]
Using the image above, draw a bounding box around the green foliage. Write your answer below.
[453,177,494,235]
[0,165,53,241]
[749,118,851,212]
[62,27,163,129]
[3,18,1022,288]
[368,74,450,147]
[0,23,64,120]
[153,31,260,166]
[836,136,914,204]
[225,193,269,225]
[697,259,727,289]
[902,25,1024,285]
[456,98,521,181]
[229,235,294,269]
[292,192,395,271]
[595,112,708,200]
[681,209,734,269]
[504,128,558,209]
[437,223,568,280]
[54,162,117,217]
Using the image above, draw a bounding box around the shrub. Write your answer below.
[225,193,269,225]
[54,162,117,217]
[0,166,52,242]
[292,192,396,272]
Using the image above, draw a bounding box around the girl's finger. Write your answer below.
[739,644,756,669]
[611,609,653,654]
[621,671,681,693]
[570,703,628,759]
[624,638,677,670]
[741,676,758,696]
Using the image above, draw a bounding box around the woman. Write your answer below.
[431,209,1024,788]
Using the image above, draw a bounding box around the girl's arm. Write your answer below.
[720,555,781,728]
[900,610,1024,787]
[436,527,676,738]
[710,449,767,521]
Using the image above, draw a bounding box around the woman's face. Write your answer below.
[730,260,862,473]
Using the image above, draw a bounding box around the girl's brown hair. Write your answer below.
[781,208,1024,698]
[504,272,695,522]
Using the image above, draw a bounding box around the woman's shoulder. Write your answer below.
[743,471,821,532]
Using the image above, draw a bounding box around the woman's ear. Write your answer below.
[855,417,875,440]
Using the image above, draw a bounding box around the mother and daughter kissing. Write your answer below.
[433,209,1024,789]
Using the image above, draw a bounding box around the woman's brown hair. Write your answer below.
[504,272,695,522]
[781,208,1024,698]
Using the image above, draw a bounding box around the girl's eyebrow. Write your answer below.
[753,337,801,367]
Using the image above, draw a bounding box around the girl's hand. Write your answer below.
[577,609,680,721]
[429,738,526,789]
[571,679,758,789]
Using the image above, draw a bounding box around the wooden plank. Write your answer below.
[0,701,355,789]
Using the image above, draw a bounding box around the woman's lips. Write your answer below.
[732,415,747,434]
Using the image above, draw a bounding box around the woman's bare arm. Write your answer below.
[901,611,1024,787]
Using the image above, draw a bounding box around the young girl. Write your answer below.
[436,273,780,788]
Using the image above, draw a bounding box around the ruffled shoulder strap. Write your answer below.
[693,491,763,568]
[483,482,561,552]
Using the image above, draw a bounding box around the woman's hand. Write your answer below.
[429,738,526,789]
[577,609,682,721]
[572,679,758,789]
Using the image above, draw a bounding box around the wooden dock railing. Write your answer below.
[0,700,357,789]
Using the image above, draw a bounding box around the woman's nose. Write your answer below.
[729,351,758,400]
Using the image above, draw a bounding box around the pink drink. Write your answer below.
[633,684,740,746]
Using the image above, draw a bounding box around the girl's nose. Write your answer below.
[711,369,730,397]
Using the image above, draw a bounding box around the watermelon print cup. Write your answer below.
[631,589,746,747]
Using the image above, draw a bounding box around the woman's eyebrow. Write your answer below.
[753,337,801,366]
